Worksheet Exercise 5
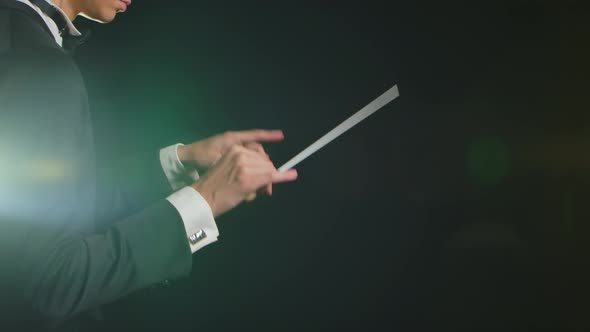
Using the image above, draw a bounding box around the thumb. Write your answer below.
[271,169,298,183]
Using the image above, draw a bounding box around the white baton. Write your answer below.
[278,85,399,172]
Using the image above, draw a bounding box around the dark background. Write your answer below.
[74,0,590,330]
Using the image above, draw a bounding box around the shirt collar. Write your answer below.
[17,0,82,47]
[46,0,82,37]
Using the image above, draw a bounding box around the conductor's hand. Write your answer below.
[191,145,298,217]
[177,129,285,170]
[178,129,284,196]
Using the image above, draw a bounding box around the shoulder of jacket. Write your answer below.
[0,0,59,54]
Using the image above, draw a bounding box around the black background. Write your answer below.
[74,0,590,330]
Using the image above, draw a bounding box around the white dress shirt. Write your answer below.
[17,0,219,254]
[160,145,219,253]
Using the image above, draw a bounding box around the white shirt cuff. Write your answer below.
[160,144,200,190]
[167,186,219,254]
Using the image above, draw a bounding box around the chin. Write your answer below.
[97,10,118,23]
[81,10,118,23]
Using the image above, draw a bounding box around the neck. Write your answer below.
[49,0,79,21]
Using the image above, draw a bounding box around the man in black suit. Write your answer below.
[0,0,299,330]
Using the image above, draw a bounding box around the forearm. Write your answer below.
[95,149,175,225]
[21,199,192,324]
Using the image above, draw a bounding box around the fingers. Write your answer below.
[224,144,295,201]
[271,169,298,184]
[235,165,296,196]
[243,142,273,196]
[239,142,272,196]
[245,183,272,203]
[245,192,257,202]
[236,150,296,186]
[195,135,294,217]
[227,148,274,171]
[225,134,280,198]
[225,129,285,144]
[243,142,268,158]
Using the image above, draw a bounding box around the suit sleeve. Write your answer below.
[24,200,193,324]
[94,149,177,227]
[0,48,194,326]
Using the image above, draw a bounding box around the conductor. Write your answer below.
[0,0,298,330]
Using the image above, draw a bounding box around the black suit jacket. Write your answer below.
[0,1,193,330]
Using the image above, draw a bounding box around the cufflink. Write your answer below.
[189,229,207,245]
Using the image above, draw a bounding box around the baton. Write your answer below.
[246,84,399,201]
